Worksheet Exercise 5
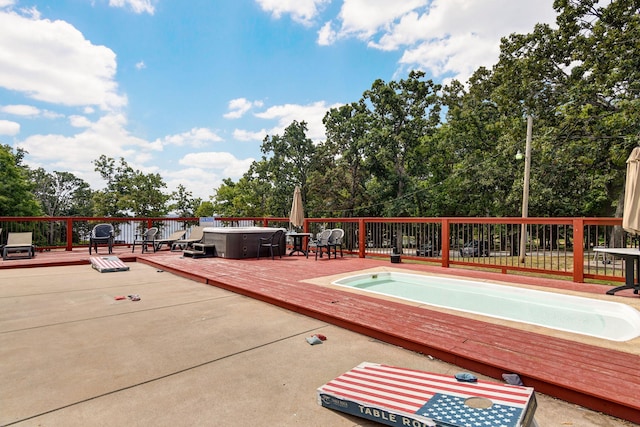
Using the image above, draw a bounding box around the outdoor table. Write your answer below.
[287,232,311,256]
[593,247,640,295]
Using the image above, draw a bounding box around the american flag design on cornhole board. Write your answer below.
[90,256,130,273]
[317,362,537,427]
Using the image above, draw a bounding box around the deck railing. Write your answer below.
[0,216,634,285]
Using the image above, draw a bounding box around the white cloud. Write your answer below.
[321,0,556,83]
[0,0,15,9]
[155,128,224,148]
[17,113,161,189]
[317,21,336,46]
[179,152,255,178]
[69,115,92,128]
[0,8,126,111]
[108,0,155,15]
[1,104,40,116]
[223,98,264,119]
[253,101,342,141]
[165,160,256,201]
[336,0,428,39]
[255,0,330,25]
[165,169,223,202]
[0,119,20,135]
[20,5,40,19]
[135,60,146,70]
[233,128,269,142]
[42,110,65,119]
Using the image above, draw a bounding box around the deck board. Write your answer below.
[2,247,639,423]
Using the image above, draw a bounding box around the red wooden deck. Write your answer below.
[2,246,639,423]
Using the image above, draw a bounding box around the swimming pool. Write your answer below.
[332,272,640,342]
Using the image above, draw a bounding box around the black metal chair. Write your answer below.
[132,227,159,253]
[257,229,284,260]
[89,224,114,255]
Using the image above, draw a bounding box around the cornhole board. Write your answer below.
[317,362,537,427]
[90,256,129,273]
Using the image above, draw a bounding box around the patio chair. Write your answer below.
[89,223,114,255]
[171,225,205,251]
[309,229,333,260]
[132,227,159,253]
[328,228,344,258]
[3,232,35,260]
[257,229,285,260]
[154,229,186,251]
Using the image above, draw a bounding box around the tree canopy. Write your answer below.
[2,0,638,220]
[210,0,639,219]
[92,155,171,217]
[0,144,42,216]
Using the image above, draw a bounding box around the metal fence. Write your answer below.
[0,215,634,285]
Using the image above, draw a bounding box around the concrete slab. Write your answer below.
[0,264,633,426]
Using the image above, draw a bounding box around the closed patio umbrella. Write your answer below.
[623,147,640,234]
[289,186,304,229]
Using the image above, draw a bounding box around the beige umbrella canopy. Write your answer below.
[623,147,640,234]
[289,186,304,229]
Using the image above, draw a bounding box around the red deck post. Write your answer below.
[441,218,450,267]
[66,217,74,251]
[358,218,366,258]
[573,218,585,283]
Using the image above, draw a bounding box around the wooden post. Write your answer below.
[573,218,585,282]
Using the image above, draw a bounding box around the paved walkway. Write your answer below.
[0,263,634,426]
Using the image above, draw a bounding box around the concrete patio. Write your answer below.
[0,262,635,426]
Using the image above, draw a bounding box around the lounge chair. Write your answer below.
[154,229,186,251]
[89,223,114,255]
[132,227,159,253]
[3,232,35,260]
[171,226,205,251]
[257,229,285,260]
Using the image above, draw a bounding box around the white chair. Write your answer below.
[329,228,344,258]
[309,229,333,260]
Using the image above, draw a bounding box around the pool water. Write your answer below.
[332,272,640,342]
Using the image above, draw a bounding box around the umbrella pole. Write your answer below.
[519,115,533,263]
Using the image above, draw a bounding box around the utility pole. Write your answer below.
[519,115,533,263]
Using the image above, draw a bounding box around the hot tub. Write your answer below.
[202,227,286,259]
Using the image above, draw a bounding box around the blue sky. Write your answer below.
[0,0,556,200]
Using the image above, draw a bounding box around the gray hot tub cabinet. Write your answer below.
[201,227,286,259]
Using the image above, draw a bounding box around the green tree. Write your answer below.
[211,177,268,217]
[435,69,518,217]
[205,0,640,220]
[30,168,93,245]
[169,184,201,217]
[320,102,373,217]
[362,71,442,217]
[487,0,640,217]
[31,168,93,216]
[194,201,214,217]
[0,144,41,216]
[93,155,170,218]
[255,120,317,216]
